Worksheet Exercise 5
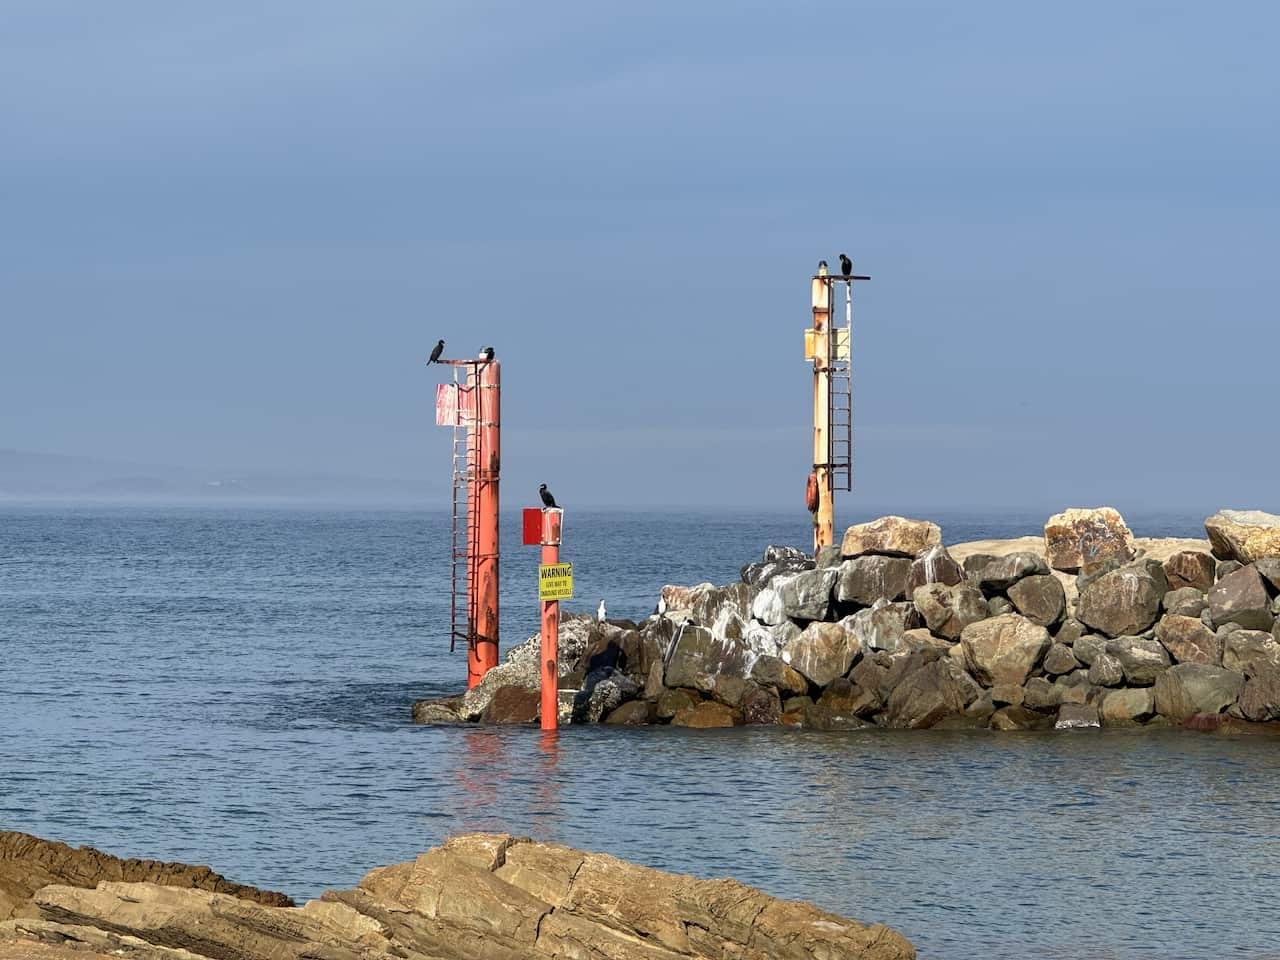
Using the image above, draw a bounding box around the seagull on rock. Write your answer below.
[597,599,607,622]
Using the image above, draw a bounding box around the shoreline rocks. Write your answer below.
[412,506,1280,735]
[1,833,916,960]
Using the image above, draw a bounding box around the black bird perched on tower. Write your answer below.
[817,259,828,276]
[479,345,494,361]
[538,483,558,509]
[428,339,445,364]
[839,254,852,279]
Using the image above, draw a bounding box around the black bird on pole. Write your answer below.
[479,345,494,361]
[839,254,852,279]
[538,484,558,509]
[428,339,445,364]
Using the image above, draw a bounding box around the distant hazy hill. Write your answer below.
[0,449,433,502]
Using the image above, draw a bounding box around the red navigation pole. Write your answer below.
[434,349,501,689]
[523,504,569,731]
[469,358,501,686]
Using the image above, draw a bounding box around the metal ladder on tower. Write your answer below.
[828,280,853,492]
[448,380,477,653]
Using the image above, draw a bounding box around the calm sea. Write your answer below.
[2,505,1277,960]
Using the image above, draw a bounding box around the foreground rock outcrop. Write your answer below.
[0,833,915,960]
[0,832,291,922]
[412,506,1280,734]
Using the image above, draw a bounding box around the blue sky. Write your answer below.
[1,2,1276,510]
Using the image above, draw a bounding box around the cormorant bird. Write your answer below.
[597,599,607,622]
[479,346,495,361]
[538,483,558,509]
[428,340,445,364]
[838,254,852,279]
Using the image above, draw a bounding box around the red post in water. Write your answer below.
[540,508,562,731]
[467,359,501,688]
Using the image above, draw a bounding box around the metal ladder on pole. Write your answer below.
[827,279,853,492]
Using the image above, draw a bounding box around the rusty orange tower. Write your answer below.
[434,353,501,688]
[806,262,869,551]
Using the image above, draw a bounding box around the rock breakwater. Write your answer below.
[413,508,1280,732]
[0,833,915,960]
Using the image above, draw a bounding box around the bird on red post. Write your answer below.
[428,340,445,364]
[839,254,852,279]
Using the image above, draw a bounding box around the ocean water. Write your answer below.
[2,504,1277,960]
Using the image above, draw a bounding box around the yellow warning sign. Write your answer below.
[539,562,574,601]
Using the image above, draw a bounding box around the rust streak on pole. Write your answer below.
[812,277,833,552]
[468,360,501,687]
[540,508,562,731]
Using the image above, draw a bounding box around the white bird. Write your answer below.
[657,596,668,616]
[597,600,607,622]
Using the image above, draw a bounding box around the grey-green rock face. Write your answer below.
[1087,652,1125,687]
[1154,663,1245,721]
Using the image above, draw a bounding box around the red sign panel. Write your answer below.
[522,508,542,545]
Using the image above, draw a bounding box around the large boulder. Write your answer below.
[905,544,965,595]
[1154,663,1244,722]
[1007,575,1066,627]
[748,655,810,696]
[750,587,787,626]
[1221,629,1280,678]
[774,568,838,622]
[482,686,542,723]
[835,555,912,606]
[690,582,757,629]
[849,601,923,653]
[739,545,815,588]
[971,552,1050,593]
[1154,615,1220,665]
[1163,550,1217,593]
[841,516,941,559]
[1076,560,1169,638]
[1042,643,1080,676]
[1207,565,1274,631]
[665,625,751,692]
[960,614,1051,686]
[740,684,783,724]
[573,667,641,724]
[1163,587,1208,618]
[1056,703,1101,729]
[782,619,862,687]
[1205,509,1280,563]
[1099,687,1157,725]
[882,659,981,729]
[1087,652,1125,687]
[672,701,739,728]
[1072,634,1108,666]
[1105,637,1171,686]
[1239,671,1280,723]
[1043,507,1136,573]
[912,583,988,641]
